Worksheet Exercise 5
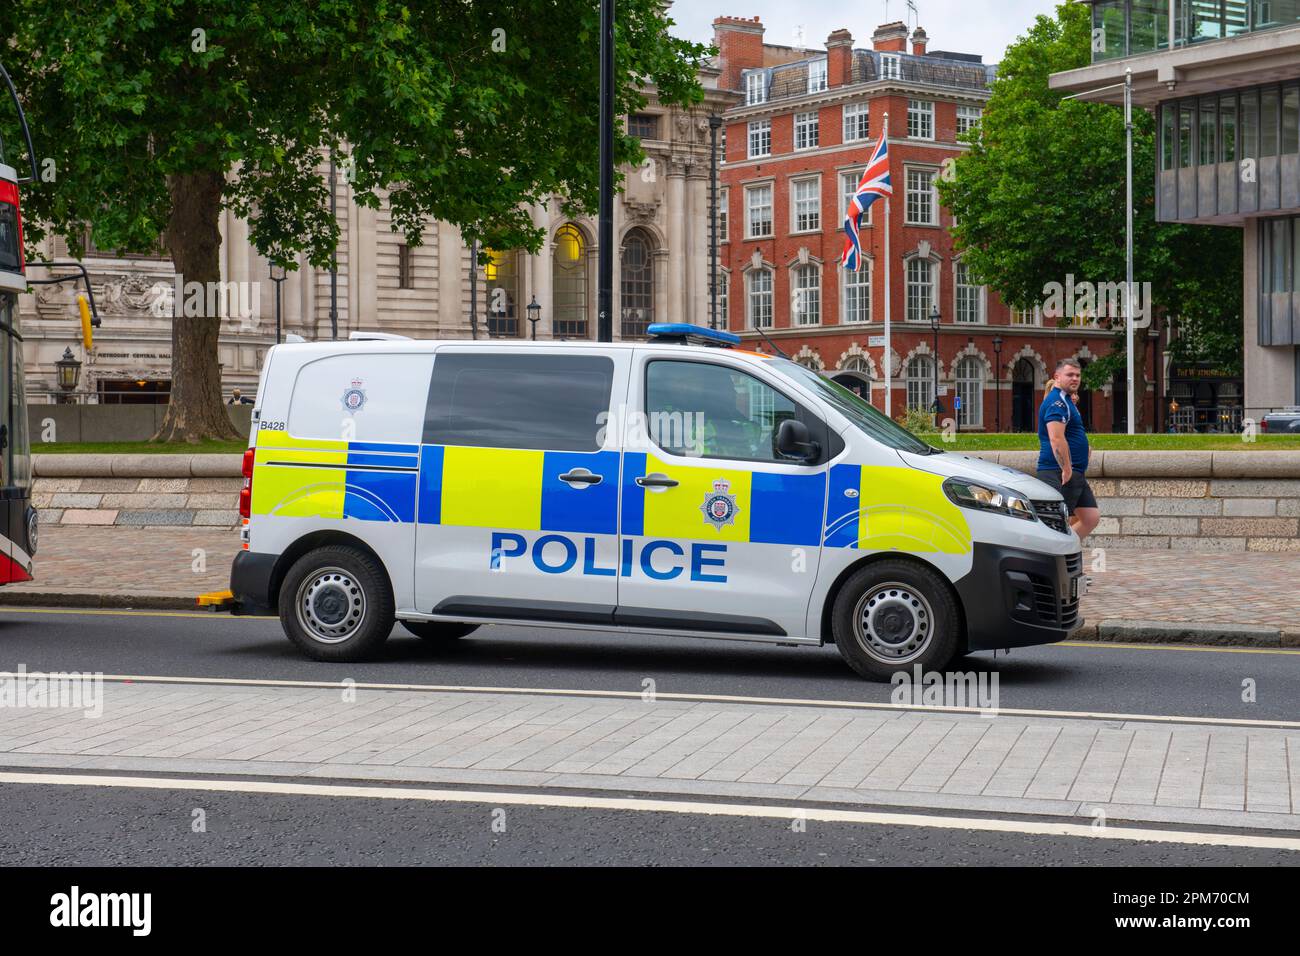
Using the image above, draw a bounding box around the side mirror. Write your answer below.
[775,418,818,462]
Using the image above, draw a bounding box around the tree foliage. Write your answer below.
[937,2,1242,389]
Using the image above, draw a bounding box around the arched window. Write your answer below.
[906,355,935,411]
[1012,357,1035,384]
[485,249,520,337]
[906,257,935,322]
[620,228,654,338]
[843,265,871,323]
[955,356,984,427]
[792,264,820,326]
[746,268,773,329]
[841,355,868,374]
[552,224,588,337]
[954,260,983,323]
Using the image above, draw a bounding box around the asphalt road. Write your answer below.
[0,606,1296,721]
[0,778,1290,866]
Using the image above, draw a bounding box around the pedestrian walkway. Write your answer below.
[2,526,1297,641]
[1,680,1297,833]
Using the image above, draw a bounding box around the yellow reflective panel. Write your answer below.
[857,466,971,554]
[641,454,752,543]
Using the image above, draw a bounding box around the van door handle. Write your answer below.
[559,469,603,486]
[636,473,678,488]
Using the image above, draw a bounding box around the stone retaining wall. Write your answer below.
[27,451,1300,548]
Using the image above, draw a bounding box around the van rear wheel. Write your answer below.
[402,621,479,641]
[279,545,394,662]
[831,559,960,682]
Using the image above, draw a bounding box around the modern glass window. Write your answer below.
[905,258,935,322]
[620,228,654,338]
[745,184,773,238]
[746,268,773,329]
[908,99,934,140]
[792,177,820,232]
[1199,98,1217,165]
[1220,93,1237,163]
[956,106,982,135]
[1241,89,1259,159]
[905,355,935,411]
[808,58,828,94]
[484,248,519,337]
[792,264,820,326]
[1178,101,1194,168]
[794,110,819,151]
[424,353,613,451]
[552,224,588,338]
[745,72,767,106]
[1161,104,1176,171]
[843,266,871,323]
[955,357,984,427]
[880,54,901,80]
[843,103,870,142]
[645,359,798,462]
[1262,87,1279,156]
[954,260,983,323]
[1284,86,1300,154]
[905,168,937,225]
[748,119,771,158]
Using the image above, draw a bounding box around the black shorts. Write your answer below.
[1036,469,1097,515]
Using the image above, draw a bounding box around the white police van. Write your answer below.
[230,324,1083,680]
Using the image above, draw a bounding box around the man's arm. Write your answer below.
[1047,420,1072,483]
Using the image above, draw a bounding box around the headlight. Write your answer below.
[942,477,1036,522]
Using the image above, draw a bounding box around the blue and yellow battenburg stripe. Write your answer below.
[252,439,970,555]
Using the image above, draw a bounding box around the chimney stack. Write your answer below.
[826,29,853,88]
[871,21,908,53]
[713,16,765,91]
[911,26,929,56]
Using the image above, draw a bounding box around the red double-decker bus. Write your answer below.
[0,62,35,584]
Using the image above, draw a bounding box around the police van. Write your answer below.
[230,324,1083,680]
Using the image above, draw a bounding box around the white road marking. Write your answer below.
[0,770,1295,852]
[77,673,1300,730]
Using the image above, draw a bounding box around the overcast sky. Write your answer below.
[669,0,1064,64]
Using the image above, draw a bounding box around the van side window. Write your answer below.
[645,360,798,462]
[423,352,614,451]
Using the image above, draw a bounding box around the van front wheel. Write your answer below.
[279,546,395,662]
[831,560,960,681]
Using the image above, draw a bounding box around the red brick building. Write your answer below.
[714,16,1154,432]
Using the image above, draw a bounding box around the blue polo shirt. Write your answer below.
[1037,386,1089,472]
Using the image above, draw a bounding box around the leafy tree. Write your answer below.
[1,1,708,440]
[937,2,1241,430]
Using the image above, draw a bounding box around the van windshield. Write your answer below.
[764,357,935,455]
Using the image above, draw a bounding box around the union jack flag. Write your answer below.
[841,123,891,272]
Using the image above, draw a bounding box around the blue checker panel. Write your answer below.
[344,469,417,523]
[620,452,647,537]
[540,450,619,535]
[416,444,444,525]
[749,471,826,546]
[824,463,861,548]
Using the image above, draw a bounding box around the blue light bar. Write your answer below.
[645,323,742,348]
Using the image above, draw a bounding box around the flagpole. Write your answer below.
[882,113,892,418]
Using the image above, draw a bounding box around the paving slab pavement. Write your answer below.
[1,679,1297,834]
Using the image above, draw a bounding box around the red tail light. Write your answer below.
[239,448,254,518]
[1260,419,1268,432]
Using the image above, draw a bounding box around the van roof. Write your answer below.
[269,337,775,362]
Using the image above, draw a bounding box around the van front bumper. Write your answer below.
[229,550,277,616]
[955,543,1083,651]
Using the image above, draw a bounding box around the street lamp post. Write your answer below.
[929,304,942,424]
[596,0,615,342]
[708,114,723,331]
[526,295,542,341]
[269,263,287,344]
[992,334,1003,433]
[55,346,81,404]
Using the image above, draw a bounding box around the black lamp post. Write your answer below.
[269,263,287,344]
[1151,316,1163,434]
[56,346,81,404]
[708,114,723,331]
[526,295,542,341]
[929,304,942,420]
[992,334,1004,433]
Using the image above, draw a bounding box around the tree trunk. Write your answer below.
[153,170,242,443]
[1132,331,1149,433]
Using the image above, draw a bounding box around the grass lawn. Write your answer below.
[920,433,1300,451]
[32,440,248,455]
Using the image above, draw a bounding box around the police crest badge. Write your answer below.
[700,479,739,531]
[341,378,367,415]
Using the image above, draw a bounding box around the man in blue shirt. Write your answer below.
[1036,358,1099,540]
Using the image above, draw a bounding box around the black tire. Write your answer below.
[401,620,479,641]
[278,545,395,662]
[830,559,961,682]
